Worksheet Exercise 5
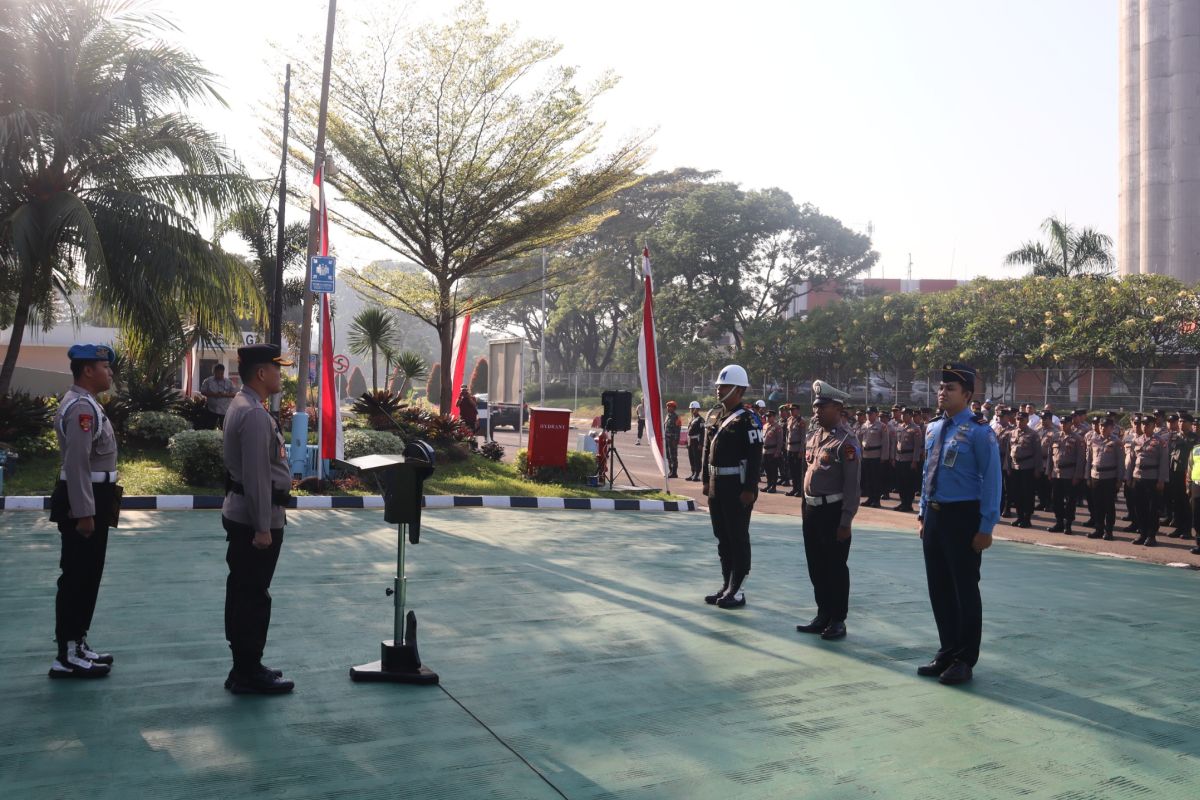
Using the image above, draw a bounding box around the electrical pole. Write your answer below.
[271,64,291,352]
[269,64,291,419]
[295,0,337,417]
[540,247,546,406]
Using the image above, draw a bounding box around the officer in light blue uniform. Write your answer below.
[916,363,1001,686]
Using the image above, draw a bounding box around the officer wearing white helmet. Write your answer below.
[685,400,705,481]
[701,364,764,608]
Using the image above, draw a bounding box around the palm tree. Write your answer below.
[348,307,398,391]
[1005,216,1114,278]
[393,350,427,398]
[0,0,262,394]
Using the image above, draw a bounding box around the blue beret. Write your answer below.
[67,343,115,363]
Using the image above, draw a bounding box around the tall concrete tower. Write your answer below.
[1119,0,1200,282]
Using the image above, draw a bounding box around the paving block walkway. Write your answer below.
[1,509,1198,799]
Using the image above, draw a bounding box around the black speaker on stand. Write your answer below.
[600,390,636,488]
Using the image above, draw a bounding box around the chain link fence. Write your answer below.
[529,366,1200,413]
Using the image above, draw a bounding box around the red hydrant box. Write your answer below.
[527,407,572,468]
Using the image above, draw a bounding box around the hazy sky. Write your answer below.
[168,0,1116,282]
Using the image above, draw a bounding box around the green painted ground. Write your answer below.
[1,508,1198,799]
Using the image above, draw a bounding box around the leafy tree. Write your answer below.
[469,356,488,394]
[347,307,398,391]
[216,202,309,321]
[1005,216,1114,278]
[427,362,442,406]
[300,1,649,413]
[0,0,262,393]
[393,350,427,397]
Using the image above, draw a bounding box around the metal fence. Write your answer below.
[531,366,1200,413]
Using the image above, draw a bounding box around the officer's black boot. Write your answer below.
[717,574,746,608]
[1103,528,1115,541]
[77,638,113,665]
[705,568,731,605]
[1048,519,1065,533]
[1063,522,1073,536]
[49,640,110,679]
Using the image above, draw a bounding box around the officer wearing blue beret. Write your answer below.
[48,344,120,679]
[917,363,1001,686]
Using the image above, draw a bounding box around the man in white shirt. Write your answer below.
[200,364,237,430]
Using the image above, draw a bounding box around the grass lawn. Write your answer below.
[2,444,684,501]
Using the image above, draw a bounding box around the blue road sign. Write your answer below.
[309,256,336,293]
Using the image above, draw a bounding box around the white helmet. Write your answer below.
[715,364,749,387]
[755,399,767,408]
[688,401,701,409]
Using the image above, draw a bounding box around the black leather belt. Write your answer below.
[226,476,291,507]
[928,500,979,511]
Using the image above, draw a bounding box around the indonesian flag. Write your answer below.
[448,313,471,416]
[637,247,668,481]
[314,164,343,464]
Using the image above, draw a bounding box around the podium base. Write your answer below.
[349,639,439,685]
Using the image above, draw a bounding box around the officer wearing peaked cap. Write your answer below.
[48,344,121,679]
[221,343,297,694]
[795,380,860,641]
[701,364,763,609]
[685,401,705,481]
[917,364,1001,686]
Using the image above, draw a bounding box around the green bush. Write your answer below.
[0,392,54,445]
[343,428,405,460]
[514,448,597,484]
[173,395,210,428]
[127,411,191,445]
[168,430,225,486]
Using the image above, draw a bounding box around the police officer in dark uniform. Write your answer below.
[685,401,705,481]
[221,344,296,694]
[48,344,121,679]
[701,364,763,609]
[917,364,1001,686]
[795,381,860,640]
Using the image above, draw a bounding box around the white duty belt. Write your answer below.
[709,466,742,476]
[804,493,844,506]
[61,470,118,483]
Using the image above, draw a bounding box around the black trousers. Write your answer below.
[1009,469,1035,523]
[922,500,983,667]
[666,437,679,475]
[223,517,285,672]
[880,460,894,498]
[1191,493,1200,537]
[1051,478,1077,523]
[55,516,111,647]
[708,479,753,590]
[636,419,645,440]
[801,499,851,622]
[687,440,703,476]
[787,453,806,491]
[1132,479,1162,539]
[895,461,918,508]
[1036,474,1052,509]
[1091,478,1117,533]
[763,455,780,488]
[1170,474,1190,531]
[862,458,882,503]
[1124,480,1138,526]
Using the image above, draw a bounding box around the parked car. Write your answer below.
[909,380,933,405]
[474,393,528,431]
[846,375,893,404]
[1147,381,1186,401]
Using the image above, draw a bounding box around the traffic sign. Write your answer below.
[309,256,336,293]
[333,354,350,374]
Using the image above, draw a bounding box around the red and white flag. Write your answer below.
[637,247,668,483]
[314,164,343,466]
[448,313,472,416]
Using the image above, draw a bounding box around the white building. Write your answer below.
[1119,0,1200,281]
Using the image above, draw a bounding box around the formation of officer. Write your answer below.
[1166,412,1197,538]
[891,407,923,512]
[1126,412,1170,547]
[1045,409,1086,535]
[1003,410,1042,528]
[700,364,763,609]
[917,364,1001,686]
[783,403,807,497]
[684,401,705,481]
[1084,416,1124,540]
[221,344,297,694]
[48,344,121,679]
[795,380,860,641]
[857,407,891,508]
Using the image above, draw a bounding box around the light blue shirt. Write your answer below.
[920,407,1002,534]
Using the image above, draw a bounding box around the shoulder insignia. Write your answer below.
[79,414,93,432]
[843,443,857,461]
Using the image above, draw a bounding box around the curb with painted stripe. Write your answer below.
[0,495,696,512]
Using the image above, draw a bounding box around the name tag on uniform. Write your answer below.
[944,445,958,468]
